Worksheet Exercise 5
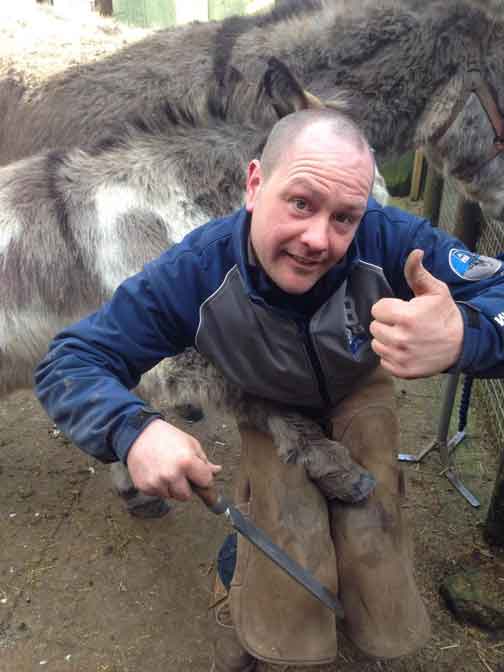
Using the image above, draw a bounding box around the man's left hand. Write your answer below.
[370,249,464,378]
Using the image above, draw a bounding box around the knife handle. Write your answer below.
[192,482,229,515]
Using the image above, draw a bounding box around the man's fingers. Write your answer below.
[371,297,409,325]
[187,456,222,487]
[371,342,410,379]
[370,337,400,362]
[377,356,405,378]
[369,319,403,347]
[369,337,397,375]
[167,474,193,501]
[190,441,209,462]
[169,458,222,501]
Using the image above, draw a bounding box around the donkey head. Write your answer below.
[255,58,387,205]
[415,12,504,220]
[418,71,504,220]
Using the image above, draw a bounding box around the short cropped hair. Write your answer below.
[260,108,373,179]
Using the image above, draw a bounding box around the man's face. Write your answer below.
[245,125,374,294]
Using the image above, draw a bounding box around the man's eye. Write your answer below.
[293,198,309,211]
[333,212,352,225]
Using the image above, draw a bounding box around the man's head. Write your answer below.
[246,108,375,294]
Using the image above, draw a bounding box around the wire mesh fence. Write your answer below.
[437,177,459,237]
[438,177,504,447]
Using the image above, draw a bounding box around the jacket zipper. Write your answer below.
[297,320,332,408]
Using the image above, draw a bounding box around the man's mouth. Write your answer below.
[286,252,322,268]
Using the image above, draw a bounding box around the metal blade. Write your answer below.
[191,482,343,616]
[226,501,344,617]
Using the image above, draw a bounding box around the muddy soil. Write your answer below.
[1,4,503,672]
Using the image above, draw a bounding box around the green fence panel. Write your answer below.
[379,151,415,198]
[114,0,176,28]
[113,0,273,27]
[209,0,247,20]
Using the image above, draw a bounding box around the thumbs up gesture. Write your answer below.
[370,249,464,378]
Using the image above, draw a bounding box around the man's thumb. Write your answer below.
[404,249,441,296]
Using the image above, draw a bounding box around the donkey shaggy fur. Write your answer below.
[1,1,504,216]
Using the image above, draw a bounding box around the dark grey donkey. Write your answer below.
[0,60,385,515]
[2,0,504,218]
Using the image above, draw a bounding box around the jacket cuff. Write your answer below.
[445,302,481,373]
[112,407,164,464]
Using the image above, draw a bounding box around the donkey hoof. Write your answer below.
[174,403,204,422]
[350,472,377,503]
[121,489,172,518]
[318,471,376,503]
[128,497,171,519]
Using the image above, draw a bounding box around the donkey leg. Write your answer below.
[109,462,171,519]
[266,412,376,503]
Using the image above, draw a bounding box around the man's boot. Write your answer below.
[228,426,338,667]
[329,367,431,659]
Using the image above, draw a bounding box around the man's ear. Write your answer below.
[245,159,263,212]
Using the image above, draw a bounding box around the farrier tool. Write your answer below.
[192,482,344,617]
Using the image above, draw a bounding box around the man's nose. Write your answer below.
[299,217,330,252]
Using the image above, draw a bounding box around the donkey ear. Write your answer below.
[260,57,321,118]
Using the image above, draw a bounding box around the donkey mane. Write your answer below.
[84,68,247,159]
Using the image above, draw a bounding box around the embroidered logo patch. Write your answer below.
[448,249,502,281]
[344,296,369,358]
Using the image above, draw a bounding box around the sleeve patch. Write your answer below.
[449,249,503,281]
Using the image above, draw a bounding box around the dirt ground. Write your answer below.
[1,377,503,672]
[1,3,504,672]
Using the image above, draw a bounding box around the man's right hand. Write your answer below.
[126,419,221,501]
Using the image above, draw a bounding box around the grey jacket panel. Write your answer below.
[196,266,322,407]
[196,261,394,409]
[312,261,394,405]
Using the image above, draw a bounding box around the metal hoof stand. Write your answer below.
[398,373,481,508]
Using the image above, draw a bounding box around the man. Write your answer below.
[35,109,504,671]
